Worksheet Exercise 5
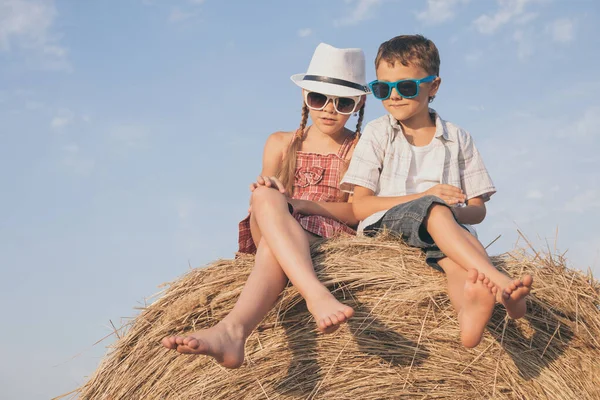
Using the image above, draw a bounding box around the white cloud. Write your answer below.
[574,106,600,138]
[513,29,534,60]
[51,109,75,129]
[110,124,149,149]
[564,190,600,213]
[416,0,469,25]
[175,197,196,222]
[473,0,542,34]
[335,0,381,27]
[526,189,543,199]
[515,12,538,25]
[548,18,574,44]
[465,50,482,66]
[467,105,485,112]
[0,0,70,70]
[61,144,95,176]
[168,8,196,23]
[297,28,313,38]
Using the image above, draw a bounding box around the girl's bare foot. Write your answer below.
[458,270,496,348]
[161,321,246,369]
[305,290,354,334]
[497,274,533,319]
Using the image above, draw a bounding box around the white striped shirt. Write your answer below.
[341,110,496,232]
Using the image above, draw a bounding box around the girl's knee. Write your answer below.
[251,186,286,209]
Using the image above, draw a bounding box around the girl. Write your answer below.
[162,43,369,368]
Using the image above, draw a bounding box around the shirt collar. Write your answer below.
[387,108,452,142]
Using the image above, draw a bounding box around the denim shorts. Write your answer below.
[364,195,469,271]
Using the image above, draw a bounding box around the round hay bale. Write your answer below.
[75,235,600,399]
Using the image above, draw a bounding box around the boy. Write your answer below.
[341,35,532,348]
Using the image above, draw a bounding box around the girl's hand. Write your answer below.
[249,175,287,195]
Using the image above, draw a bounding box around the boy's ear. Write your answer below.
[429,77,442,98]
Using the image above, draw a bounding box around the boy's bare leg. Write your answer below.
[251,186,354,332]
[425,204,532,319]
[438,258,497,348]
[161,239,288,368]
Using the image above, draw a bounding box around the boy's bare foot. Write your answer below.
[305,290,354,334]
[458,269,496,348]
[160,321,246,369]
[497,274,533,319]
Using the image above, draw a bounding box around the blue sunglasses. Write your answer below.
[369,75,437,100]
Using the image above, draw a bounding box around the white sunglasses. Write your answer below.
[304,91,360,115]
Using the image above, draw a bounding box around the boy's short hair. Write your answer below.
[375,34,440,76]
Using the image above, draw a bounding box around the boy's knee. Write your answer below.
[426,202,451,219]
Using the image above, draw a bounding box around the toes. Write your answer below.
[513,279,523,288]
[329,313,341,326]
[336,311,347,322]
[175,336,185,345]
[477,272,486,282]
[483,277,490,286]
[343,306,355,319]
[491,286,498,295]
[161,337,176,349]
[522,274,534,287]
[466,269,478,283]
[176,345,195,354]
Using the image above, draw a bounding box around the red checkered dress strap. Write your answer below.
[337,134,355,160]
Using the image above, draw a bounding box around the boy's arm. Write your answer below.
[352,185,466,221]
[352,186,423,220]
[452,196,486,225]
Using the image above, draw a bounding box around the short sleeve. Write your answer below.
[340,121,386,193]
[459,130,496,201]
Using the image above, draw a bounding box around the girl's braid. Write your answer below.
[296,103,309,140]
[352,103,365,146]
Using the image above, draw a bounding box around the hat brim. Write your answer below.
[290,74,370,97]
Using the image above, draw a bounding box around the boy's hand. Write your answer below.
[425,184,466,205]
[249,175,287,195]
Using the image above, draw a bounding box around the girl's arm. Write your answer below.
[291,199,359,227]
[259,132,288,177]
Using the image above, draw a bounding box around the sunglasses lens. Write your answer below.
[335,97,356,114]
[371,82,390,100]
[397,81,418,97]
[306,92,327,109]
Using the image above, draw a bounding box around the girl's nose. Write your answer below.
[323,98,336,113]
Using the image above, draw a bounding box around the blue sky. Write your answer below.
[1,0,598,398]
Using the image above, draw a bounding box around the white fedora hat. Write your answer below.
[291,43,370,97]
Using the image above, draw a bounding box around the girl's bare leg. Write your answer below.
[162,239,288,367]
[250,186,354,332]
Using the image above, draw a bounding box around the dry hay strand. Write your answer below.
[73,234,600,399]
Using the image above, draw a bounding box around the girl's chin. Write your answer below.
[314,121,344,133]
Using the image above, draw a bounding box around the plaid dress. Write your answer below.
[238,135,357,254]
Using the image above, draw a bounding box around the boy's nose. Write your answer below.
[389,87,402,100]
